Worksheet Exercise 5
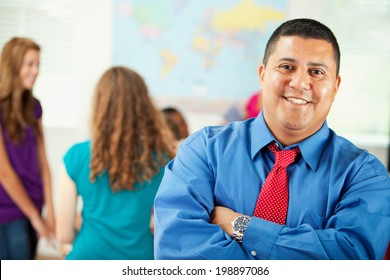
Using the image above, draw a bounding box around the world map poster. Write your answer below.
[113,0,287,115]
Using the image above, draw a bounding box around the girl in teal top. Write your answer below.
[56,67,176,259]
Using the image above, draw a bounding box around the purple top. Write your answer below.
[0,98,44,223]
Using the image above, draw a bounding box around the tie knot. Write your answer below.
[268,142,300,168]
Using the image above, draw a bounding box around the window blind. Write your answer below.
[0,0,78,127]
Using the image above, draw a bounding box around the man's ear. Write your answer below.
[259,64,265,84]
[333,75,341,101]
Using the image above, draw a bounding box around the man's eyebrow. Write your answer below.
[278,57,296,63]
[308,62,329,69]
[278,58,329,70]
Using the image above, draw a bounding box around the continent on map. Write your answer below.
[160,49,178,79]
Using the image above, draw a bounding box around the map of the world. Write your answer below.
[113,0,287,101]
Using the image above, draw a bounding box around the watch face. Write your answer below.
[233,216,249,232]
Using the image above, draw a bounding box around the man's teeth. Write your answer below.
[286,97,308,105]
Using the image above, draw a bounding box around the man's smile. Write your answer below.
[283,96,311,105]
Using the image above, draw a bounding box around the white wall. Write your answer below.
[45,0,113,199]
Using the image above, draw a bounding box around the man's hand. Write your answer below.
[210,206,242,237]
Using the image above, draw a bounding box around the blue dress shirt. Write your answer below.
[154,112,390,259]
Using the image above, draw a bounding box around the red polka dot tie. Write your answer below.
[253,142,300,225]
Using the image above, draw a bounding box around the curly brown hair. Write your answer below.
[0,37,40,143]
[89,66,176,191]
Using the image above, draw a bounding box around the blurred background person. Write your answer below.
[221,90,263,125]
[245,90,263,119]
[222,105,244,125]
[56,66,175,259]
[0,37,55,259]
[162,107,189,141]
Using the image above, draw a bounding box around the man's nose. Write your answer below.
[288,70,311,91]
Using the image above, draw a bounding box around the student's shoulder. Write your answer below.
[64,140,91,161]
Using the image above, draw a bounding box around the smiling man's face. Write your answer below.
[259,35,341,146]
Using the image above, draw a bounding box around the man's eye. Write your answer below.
[279,64,293,70]
[310,69,324,76]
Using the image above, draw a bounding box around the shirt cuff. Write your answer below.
[242,217,283,259]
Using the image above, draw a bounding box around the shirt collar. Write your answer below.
[250,111,274,159]
[250,111,330,171]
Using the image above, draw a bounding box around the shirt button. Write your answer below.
[251,250,257,256]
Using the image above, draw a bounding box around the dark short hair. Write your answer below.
[263,18,340,76]
[162,107,183,140]
[162,107,180,115]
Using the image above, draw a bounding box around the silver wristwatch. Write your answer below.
[231,215,251,243]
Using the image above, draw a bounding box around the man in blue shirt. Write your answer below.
[154,18,390,259]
